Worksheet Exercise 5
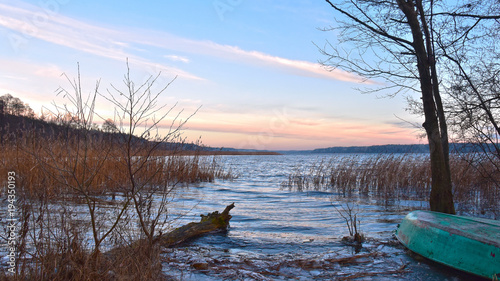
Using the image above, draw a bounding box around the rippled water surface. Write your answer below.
[162,154,481,280]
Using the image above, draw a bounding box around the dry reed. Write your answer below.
[282,153,500,217]
[0,64,236,280]
[0,126,233,280]
[0,132,233,199]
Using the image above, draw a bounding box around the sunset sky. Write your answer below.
[0,0,425,150]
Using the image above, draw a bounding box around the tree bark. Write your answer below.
[105,203,235,261]
[398,0,455,214]
[157,203,235,247]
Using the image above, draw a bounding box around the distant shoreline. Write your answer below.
[165,151,282,156]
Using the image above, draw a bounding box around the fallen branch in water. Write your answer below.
[106,203,235,261]
[157,203,235,247]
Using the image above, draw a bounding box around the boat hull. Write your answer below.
[396,210,500,279]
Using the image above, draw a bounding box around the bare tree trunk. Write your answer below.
[398,0,455,214]
[322,0,459,213]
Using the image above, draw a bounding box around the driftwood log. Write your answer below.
[105,203,235,261]
[158,202,235,247]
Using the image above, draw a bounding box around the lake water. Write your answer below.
[162,154,481,280]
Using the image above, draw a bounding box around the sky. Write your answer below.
[0,0,425,150]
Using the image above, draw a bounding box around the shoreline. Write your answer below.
[172,150,282,156]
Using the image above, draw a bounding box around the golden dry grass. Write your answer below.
[0,129,233,280]
[282,153,500,215]
[0,131,233,199]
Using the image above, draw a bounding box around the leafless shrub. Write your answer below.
[332,200,364,244]
[0,62,232,279]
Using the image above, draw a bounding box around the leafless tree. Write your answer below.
[30,61,196,265]
[102,118,119,133]
[101,60,198,246]
[444,48,500,188]
[319,0,499,213]
[0,94,35,117]
[34,65,128,262]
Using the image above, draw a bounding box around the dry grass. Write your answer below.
[282,153,500,216]
[0,210,169,281]
[0,65,237,280]
[0,132,233,199]
[0,130,233,280]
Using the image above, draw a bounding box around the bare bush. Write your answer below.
[0,62,232,280]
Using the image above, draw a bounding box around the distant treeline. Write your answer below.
[0,112,197,151]
[0,112,279,155]
[311,143,496,154]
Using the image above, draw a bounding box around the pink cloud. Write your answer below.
[166,113,420,150]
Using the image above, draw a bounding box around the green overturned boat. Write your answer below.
[396,210,500,279]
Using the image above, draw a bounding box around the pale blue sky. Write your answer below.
[0,0,423,150]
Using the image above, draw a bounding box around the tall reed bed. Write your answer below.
[0,65,235,280]
[0,134,232,199]
[0,129,234,280]
[282,153,500,217]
